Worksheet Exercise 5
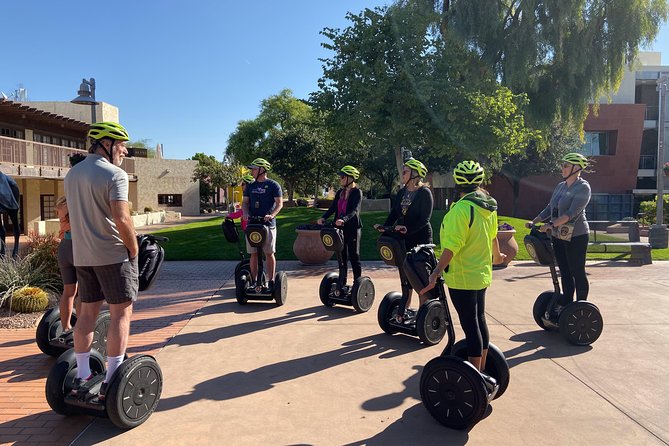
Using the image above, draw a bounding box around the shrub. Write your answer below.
[144,206,154,213]
[25,232,62,293]
[10,286,49,313]
[0,253,61,309]
[296,198,308,207]
[639,195,669,225]
[498,222,515,231]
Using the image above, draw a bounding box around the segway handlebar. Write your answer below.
[374,224,400,234]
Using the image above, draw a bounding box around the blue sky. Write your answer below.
[2,1,668,160]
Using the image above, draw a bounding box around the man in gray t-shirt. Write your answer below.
[64,122,139,400]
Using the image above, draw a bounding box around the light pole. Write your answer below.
[70,78,98,123]
[649,74,668,248]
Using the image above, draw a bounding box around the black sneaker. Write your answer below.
[69,375,92,398]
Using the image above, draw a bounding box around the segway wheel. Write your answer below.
[558,301,603,346]
[45,348,106,415]
[377,292,402,335]
[91,311,111,357]
[416,300,447,346]
[351,276,375,313]
[532,291,557,330]
[420,356,488,430]
[36,308,77,357]
[451,340,510,399]
[273,271,288,306]
[235,261,250,305]
[106,355,163,429]
[319,272,338,307]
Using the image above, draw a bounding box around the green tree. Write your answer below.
[190,153,234,206]
[424,0,668,126]
[313,5,538,185]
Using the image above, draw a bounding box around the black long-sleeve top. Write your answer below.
[384,186,433,249]
[321,187,363,236]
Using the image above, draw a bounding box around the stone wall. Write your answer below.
[132,158,199,216]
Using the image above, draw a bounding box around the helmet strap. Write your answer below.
[343,176,353,188]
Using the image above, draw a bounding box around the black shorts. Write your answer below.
[76,257,139,304]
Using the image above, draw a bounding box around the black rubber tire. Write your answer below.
[45,348,105,415]
[351,276,375,313]
[377,292,402,335]
[273,271,288,306]
[416,300,447,346]
[558,301,603,345]
[420,356,488,430]
[106,355,163,429]
[235,261,250,305]
[91,311,111,357]
[451,340,510,399]
[36,308,77,357]
[319,273,338,307]
[532,291,557,330]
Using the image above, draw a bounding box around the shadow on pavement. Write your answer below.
[504,330,592,368]
[157,333,420,412]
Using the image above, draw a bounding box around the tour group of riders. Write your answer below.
[59,121,592,397]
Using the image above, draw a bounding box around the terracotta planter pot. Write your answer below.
[293,229,334,265]
[495,230,518,267]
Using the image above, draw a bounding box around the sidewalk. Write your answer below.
[1,260,668,445]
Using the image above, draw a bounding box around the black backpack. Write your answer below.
[222,217,240,244]
[137,234,168,291]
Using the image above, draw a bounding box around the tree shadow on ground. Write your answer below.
[0,353,55,383]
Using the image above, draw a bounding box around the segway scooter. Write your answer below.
[318,221,375,312]
[524,225,603,345]
[405,244,510,429]
[222,217,253,301]
[35,234,169,358]
[376,227,447,345]
[235,215,287,306]
[45,348,162,429]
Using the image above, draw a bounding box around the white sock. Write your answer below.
[105,355,125,383]
[75,352,91,380]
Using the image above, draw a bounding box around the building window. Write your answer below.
[158,194,182,207]
[40,195,56,220]
[580,131,616,156]
[0,127,24,139]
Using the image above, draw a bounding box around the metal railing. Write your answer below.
[638,154,657,169]
[0,135,136,175]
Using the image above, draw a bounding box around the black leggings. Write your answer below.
[449,288,489,357]
[341,228,362,281]
[552,234,589,301]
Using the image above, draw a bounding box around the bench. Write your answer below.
[587,221,652,266]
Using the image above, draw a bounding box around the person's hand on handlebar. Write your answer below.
[395,225,407,234]
[539,223,553,233]
[317,218,325,226]
[524,221,534,229]
[263,214,274,222]
[419,269,440,295]
[335,219,344,227]
[373,224,384,233]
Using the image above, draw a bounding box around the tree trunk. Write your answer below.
[394,147,404,187]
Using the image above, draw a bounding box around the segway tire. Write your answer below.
[532,291,557,330]
[36,308,77,357]
[235,261,250,305]
[45,348,106,415]
[351,276,375,313]
[377,292,402,335]
[420,356,488,430]
[91,311,111,357]
[106,355,163,429]
[273,271,288,306]
[319,272,338,307]
[416,300,447,346]
[451,340,510,399]
[558,301,603,346]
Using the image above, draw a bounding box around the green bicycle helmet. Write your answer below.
[338,165,360,180]
[88,122,130,141]
[242,173,255,184]
[248,157,271,171]
[561,152,589,169]
[404,158,428,178]
[453,160,485,185]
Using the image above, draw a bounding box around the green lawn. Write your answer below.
[150,208,669,261]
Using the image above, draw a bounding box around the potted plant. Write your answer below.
[495,222,518,267]
[663,162,669,177]
[293,223,334,265]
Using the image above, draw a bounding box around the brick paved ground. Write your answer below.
[0,261,233,446]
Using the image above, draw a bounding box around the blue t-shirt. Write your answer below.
[244,178,282,228]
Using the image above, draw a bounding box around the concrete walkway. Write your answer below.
[1,260,668,445]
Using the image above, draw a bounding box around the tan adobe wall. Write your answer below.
[132,158,199,215]
[24,102,119,124]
